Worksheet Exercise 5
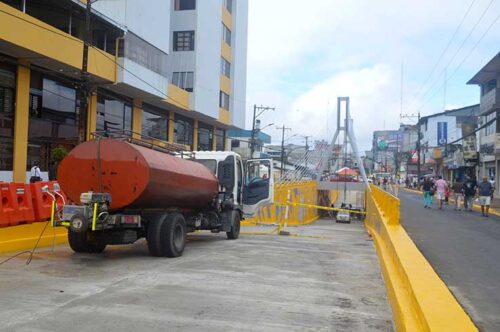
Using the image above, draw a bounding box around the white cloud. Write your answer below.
[246,0,500,151]
[289,64,400,151]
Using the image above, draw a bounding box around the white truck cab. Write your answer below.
[191,151,274,217]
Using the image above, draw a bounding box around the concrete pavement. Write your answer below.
[0,220,392,332]
[400,190,500,331]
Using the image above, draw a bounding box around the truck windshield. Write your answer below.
[193,159,217,174]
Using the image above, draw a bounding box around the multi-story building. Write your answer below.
[418,104,479,180]
[468,52,500,191]
[372,130,403,174]
[169,0,247,130]
[0,0,248,182]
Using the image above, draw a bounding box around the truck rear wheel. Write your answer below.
[161,213,187,258]
[226,211,241,240]
[68,230,106,253]
[147,214,166,257]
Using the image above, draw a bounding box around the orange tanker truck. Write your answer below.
[56,136,274,257]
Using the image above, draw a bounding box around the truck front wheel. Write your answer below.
[226,211,241,240]
[68,230,106,253]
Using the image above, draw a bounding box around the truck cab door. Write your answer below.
[242,159,274,217]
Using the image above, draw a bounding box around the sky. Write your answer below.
[245,0,500,152]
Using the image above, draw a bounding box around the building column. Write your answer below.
[168,112,175,143]
[86,92,97,140]
[193,119,199,151]
[12,63,30,183]
[225,133,229,151]
[132,98,142,139]
[212,127,217,151]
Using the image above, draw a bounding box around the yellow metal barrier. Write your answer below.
[243,180,320,226]
[365,184,477,331]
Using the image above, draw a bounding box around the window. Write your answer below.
[96,92,132,133]
[27,75,80,171]
[142,104,168,141]
[193,159,217,174]
[172,72,194,92]
[222,24,232,46]
[173,31,195,51]
[198,122,213,151]
[216,128,225,151]
[220,57,231,78]
[219,91,230,110]
[174,114,194,148]
[224,0,232,13]
[119,32,169,77]
[231,140,240,148]
[0,84,14,171]
[174,0,196,10]
[484,112,496,136]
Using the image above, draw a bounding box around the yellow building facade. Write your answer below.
[0,1,233,183]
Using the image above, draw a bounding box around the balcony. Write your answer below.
[480,88,500,115]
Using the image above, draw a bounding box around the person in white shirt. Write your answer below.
[29,163,43,183]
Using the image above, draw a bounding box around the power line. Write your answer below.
[411,0,478,103]
[410,0,495,112]
[415,11,500,114]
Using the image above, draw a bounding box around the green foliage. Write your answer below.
[52,146,68,162]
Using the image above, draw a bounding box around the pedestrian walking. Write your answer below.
[393,178,400,197]
[451,178,463,211]
[463,176,477,211]
[435,176,447,210]
[422,177,434,208]
[477,176,494,217]
[29,162,43,183]
[444,181,450,205]
[489,176,495,200]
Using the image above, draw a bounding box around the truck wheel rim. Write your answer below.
[72,218,83,230]
[174,223,184,249]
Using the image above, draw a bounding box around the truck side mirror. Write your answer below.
[218,156,235,191]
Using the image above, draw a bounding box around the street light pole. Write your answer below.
[250,105,275,157]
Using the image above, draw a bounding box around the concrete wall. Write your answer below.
[365,184,477,331]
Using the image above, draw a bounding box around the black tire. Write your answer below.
[68,230,107,253]
[161,213,187,258]
[147,214,166,257]
[226,211,241,240]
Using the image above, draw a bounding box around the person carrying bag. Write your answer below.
[29,164,43,183]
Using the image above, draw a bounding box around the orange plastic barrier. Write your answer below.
[0,182,35,227]
[30,181,67,222]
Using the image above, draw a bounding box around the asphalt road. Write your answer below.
[400,190,500,331]
[0,220,392,332]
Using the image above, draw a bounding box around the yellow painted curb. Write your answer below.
[0,222,67,254]
[367,185,477,331]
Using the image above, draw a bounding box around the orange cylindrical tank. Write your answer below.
[58,139,219,211]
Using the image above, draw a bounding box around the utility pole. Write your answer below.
[277,125,291,179]
[78,0,92,142]
[250,105,275,157]
[417,112,421,180]
[400,112,421,181]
